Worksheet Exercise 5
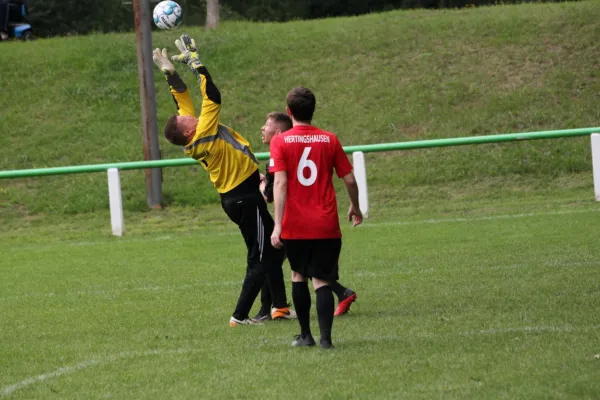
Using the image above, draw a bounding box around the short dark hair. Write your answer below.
[286,87,315,123]
[266,112,292,132]
[164,115,188,146]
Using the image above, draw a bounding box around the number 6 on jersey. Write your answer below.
[298,147,317,186]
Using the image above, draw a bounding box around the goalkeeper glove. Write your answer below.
[171,34,202,70]
[152,48,175,75]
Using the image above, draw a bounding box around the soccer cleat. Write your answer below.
[271,307,297,320]
[334,290,357,316]
[291,334,316,347]
[252,310,272,322]
[320,339,335,350]
[229,317,262,327]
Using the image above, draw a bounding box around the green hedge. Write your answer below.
[26,0,206,37]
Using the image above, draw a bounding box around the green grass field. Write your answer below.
[1,194,600,399]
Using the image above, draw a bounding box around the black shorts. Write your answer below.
[283,238,341,281]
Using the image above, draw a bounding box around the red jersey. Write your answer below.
[269,125,353,239]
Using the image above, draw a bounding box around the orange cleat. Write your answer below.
[271,307,297,320]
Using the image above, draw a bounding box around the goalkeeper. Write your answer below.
[152,34,296,326]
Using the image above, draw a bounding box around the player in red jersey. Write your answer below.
[269,87,363,349]
[257,112,358,320]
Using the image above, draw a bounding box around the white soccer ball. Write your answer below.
[153,1,183,30]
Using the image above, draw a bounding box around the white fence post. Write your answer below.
[592,134,600,201]
[107,168,124,236]
[352,151,369,218]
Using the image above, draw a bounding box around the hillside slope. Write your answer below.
[0,1,598,217]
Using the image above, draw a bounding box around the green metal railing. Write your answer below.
[1,127,598,179]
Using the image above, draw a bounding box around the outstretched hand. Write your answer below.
[152,48,175,75]
[171,34,202,69]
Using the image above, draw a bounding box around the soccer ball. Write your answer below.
[153,1,183,30]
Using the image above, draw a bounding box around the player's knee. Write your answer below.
[291,271,307,283]
[312,278,329,290]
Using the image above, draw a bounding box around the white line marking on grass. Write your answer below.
[1,281,242,301]
[348,259,595,279]
[0,348,197,397]
[342,324,600,344]
[3,323,600,396]
[3,235,178,253]
[4,208,598,253]
[362,208,600,228]
[543,260,598,268]
[460,324,600,336]
[66,235,176,247]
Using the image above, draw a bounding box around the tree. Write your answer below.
[206,0,219,29]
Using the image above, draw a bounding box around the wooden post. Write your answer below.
[133,0,162,208]
[206,0,220,30]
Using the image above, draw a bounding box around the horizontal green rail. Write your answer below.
[1,127,598,179]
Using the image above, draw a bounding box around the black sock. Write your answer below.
[329,281,347,300]
[315,285,334,343]
[259,279,271,313]
[292,281,311,337]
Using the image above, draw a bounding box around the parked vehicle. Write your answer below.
[0,0,33,41]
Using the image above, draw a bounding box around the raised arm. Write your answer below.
[171,34,221,138]
[152,47,195,117]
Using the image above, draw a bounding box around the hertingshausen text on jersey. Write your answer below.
[284,135,331,144]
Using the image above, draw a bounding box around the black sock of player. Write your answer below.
[315,285,334,343]
[329,281,347,300]
[292,281,312,337]
[259,278,272,314]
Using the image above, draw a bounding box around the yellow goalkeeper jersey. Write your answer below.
[167,67,258,194]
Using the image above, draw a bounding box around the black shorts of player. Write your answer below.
[283,238,341,282]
